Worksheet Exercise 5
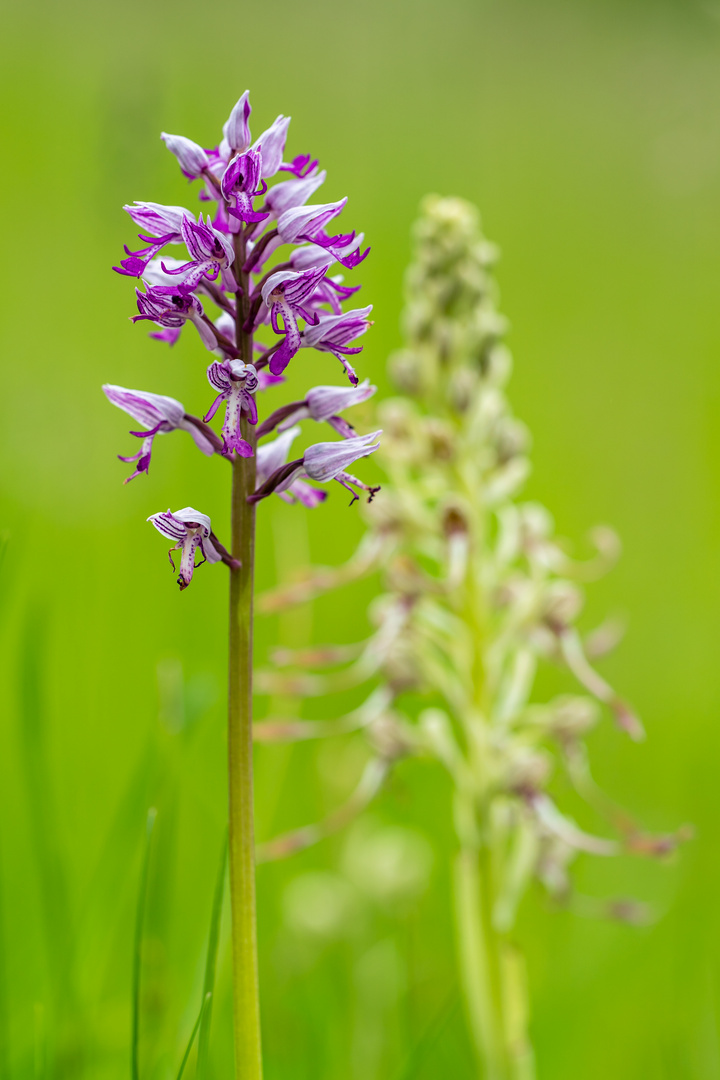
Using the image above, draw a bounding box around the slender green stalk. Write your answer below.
[177,993,211,1080]
[227,231,263,1080]
[132,807,157,1080]
[454,846,508,1080]
[195,832,227,1079]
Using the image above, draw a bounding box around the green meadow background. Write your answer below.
[2,0,720,1076]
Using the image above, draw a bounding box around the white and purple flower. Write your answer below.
[277,378,376,438]
[161,214,237,292]
[103,385,216,482]
[148,508,222,591]
[204,360,259,458]
[251,429,382,505]
[261,266,328,375]
[132,284,217,351]
[301,306,374,385]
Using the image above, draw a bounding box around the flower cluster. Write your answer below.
[105,92,380,588]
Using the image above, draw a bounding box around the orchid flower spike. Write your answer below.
[260,265,328,375]
[250,429,382,505]
[148,508,221,590]
[103,385,215,482]
[278,378,376,438]
[204,360,259,458]
[256,427,327,508]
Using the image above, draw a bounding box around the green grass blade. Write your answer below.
[19,607,78,1053]
[195,830,227,1080]
[393,991,459,1080]
[177,992,211,1080]
[131,807,157,1080]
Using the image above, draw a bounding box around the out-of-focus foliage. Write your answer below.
[1,1,720,1078]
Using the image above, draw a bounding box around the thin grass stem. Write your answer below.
[177,993,211,1080]
[132,807,157,1080]
[195,832,227,1079]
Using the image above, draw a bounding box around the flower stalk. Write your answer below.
[105,91,379,1078]
[228,223,262,1075]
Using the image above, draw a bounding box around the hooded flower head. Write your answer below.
[278,378,376,438]
[220,148,269,224]
[161,214,237,291]
[148,507,221,590]
[161,133,211,179]
[204,360,258,458]
[260,265,328,375]
[222,91,252,155]
[103,385,215,482]
[251,429,382,505]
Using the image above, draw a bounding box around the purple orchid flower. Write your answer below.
[204,360,259,458]
[300,306,373,385]
[132,284,217,351]
[278,378,376,438]
[261,266,328,375]
[148,508,221,591]
[250,429,382,505]
[220,148,269,224]
[161,133,211,179]
[222,91,252,155]
[251,115,291,178]
[161,214,237,292]
[103,385,215,482]
[276,199,348,246]
[256,426,326,508]
[114,202,189,278]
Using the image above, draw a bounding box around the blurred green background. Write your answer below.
[1,0,720,1076]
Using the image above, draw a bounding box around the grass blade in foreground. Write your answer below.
[195,832,227,1079]
[132,807,157,1080]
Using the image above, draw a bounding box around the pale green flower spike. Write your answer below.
[260,195,687,1079]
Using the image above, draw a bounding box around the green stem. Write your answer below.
[227,229,263,1080]
[453,844,509,1080]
